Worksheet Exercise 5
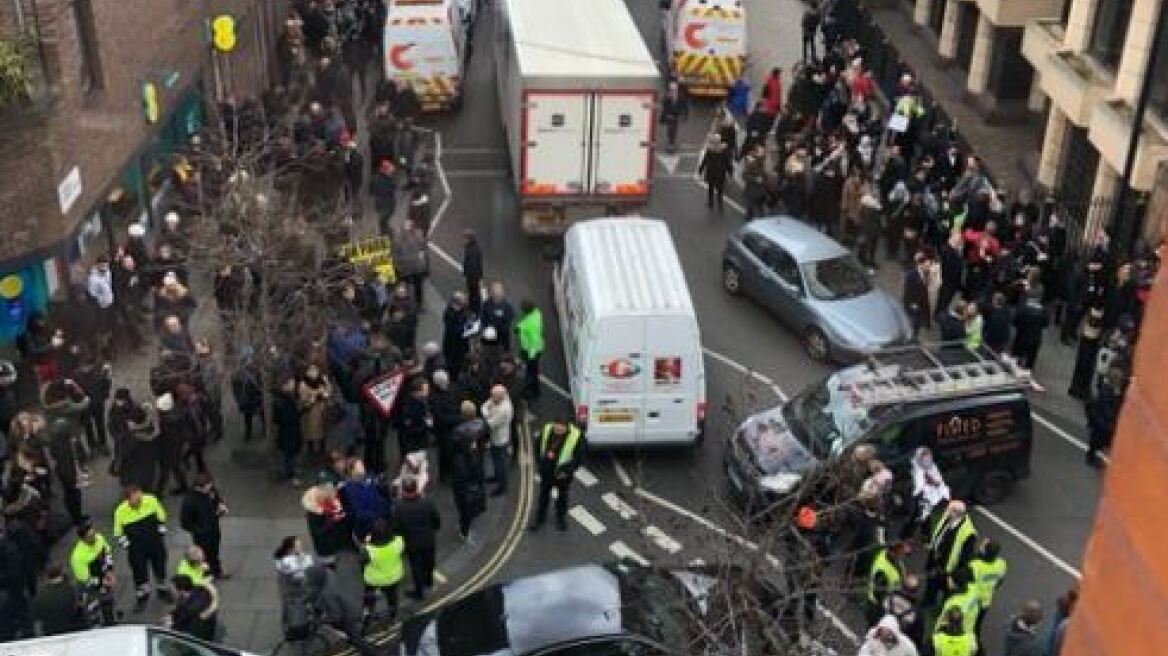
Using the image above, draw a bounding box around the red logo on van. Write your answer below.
[389,44,415,70]
[601,358,641,379]
[684,23,707,49]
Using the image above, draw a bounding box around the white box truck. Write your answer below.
[552,218,707,447]
[494,0,661,234]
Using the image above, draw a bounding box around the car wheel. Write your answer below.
[722,263,742,295]
[802,327,830,362]
[972,470,1013,505]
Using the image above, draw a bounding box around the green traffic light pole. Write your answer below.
[1113,0,1167,258]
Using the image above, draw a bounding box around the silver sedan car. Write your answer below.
[721,217,912,362]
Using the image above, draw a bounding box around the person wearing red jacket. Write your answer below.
[762,68,783,117]
[963,222,1001,301]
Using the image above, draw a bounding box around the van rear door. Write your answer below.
[523,92,589,197]
[589,316,646,444]
[590,92,654,197]
[384,12,460,101]
[641,316,699,443]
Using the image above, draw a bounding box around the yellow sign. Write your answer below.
[142,82,160,123]
[0,274,23,299]
[338,236,396,284]
[211,15,237,53]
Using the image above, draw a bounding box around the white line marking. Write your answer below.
[702,347,789,402]
[609,540,650,566]
[634,486,856,645]
[539,374,571,400]
[611,458,633,487]
[1033,413,1110,463]
[975,507,1082,579]
[688,558,706,566]
[433,570,447,584]
[633,487,780,568]
[643,525,683,554]
[568,505,607,536]
[574,466,598,487]
[429,132,452,239]
[601,491,638,520]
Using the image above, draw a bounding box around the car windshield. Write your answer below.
[801,255,872,301]
[782,374,871,458]
[737,409,817,475]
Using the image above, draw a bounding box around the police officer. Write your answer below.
[528,418,585,532]
[361,521,405,621]
[68,517,116,626]
[966,539,1007,653]
[176,545,211,587]
[113,485,173,611]
[866,541,907,626]
[937,568,981,640]
[933,607,977,656]
[927,500,978,605]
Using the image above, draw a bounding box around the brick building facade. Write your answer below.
[0,0,284,341]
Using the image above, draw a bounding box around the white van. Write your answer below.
[383,0,470,111]
[552,218,707,447]
[2,625,262,656]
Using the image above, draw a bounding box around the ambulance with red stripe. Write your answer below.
[383,0,472,111]
[660,0,747,97]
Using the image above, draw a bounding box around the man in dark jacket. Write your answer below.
[429,370,461,482]
[167,574,217,641]
[480,283,516,352]
[154,393,189,495]
[1085,365,1124,467]
[393,377,432,458]
[30,564,85,636]
[273,378,304,483]
[1003,600,1044,656]
[529,418,585,532]
[180,473,229,580]
[371,159,397,235]
[660,81,688,153]
[442,292,472,378]
[450,402,487,541]
[462,231,484,313]
[306,564,380,656]
[341,137,365,212]
[698,134,733,213]
[231,355,264,443]
[936,232,965,319]
[391,477,440,599]
[902,252,933,338]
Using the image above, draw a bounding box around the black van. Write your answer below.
[723,345,1033,509]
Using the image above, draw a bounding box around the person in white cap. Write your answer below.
[159,211,188,256]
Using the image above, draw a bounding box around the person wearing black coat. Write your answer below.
[935,233,965,319]
[340,139,364,211]
[180,474,228,579]
[391,478,441,599]
[30,565,85,636]
[442,294,472,379]
[1012,287,1050,370]
[462,231,484,313]
[392,378,432,458]
[902,254,932,338]
[983,292,1014,354]
[1101,262,1138,331]
[231,357,264,443]
[698,134,733,212]
[118,402,160,493]
[155,394,190,495]
[428,370,461,483]
[273,378,304,483]
[449,402,487,540]
[1085,366,1123,467]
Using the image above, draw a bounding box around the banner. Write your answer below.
[337,236,397,284]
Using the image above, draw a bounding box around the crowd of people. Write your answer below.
[0,0,551,649]
[684,0,1157,655]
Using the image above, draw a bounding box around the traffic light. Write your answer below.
[211,14,237,53]
[142,82,159,123]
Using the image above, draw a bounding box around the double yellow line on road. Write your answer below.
[333,412,536,654]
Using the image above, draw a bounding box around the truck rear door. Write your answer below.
[590,92,654,197]
[523,92,589,196]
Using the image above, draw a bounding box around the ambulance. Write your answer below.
[661,0,747,97]
[383,0,471,111]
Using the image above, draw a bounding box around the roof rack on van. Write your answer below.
[839,343,1032,407]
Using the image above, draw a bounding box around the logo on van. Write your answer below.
[935,415,982,443]
[600,358,641,379]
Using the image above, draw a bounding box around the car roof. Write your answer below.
[2,625,150,656]
[741,217,849,262]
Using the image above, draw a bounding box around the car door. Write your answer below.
[735,232,771,298]
[762,245,805,325]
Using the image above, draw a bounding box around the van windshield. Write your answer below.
[782,375,871,458]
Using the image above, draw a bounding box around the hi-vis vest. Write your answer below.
[931,514,977,574]
[177,558,209,586]
[867,548,902,604]
[540,424,581,469]
[70,534,112,585]
[938,587,981,635]
[932,630,977,656]
[363,536,405,587]
[967,556,1007,608]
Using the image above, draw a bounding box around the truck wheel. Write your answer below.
[802,327,830,362]
[722,263,742,295]
[972,470,1013,505]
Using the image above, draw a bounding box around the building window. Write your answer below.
[1089,0,1133,69]
[71,0,103,93]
